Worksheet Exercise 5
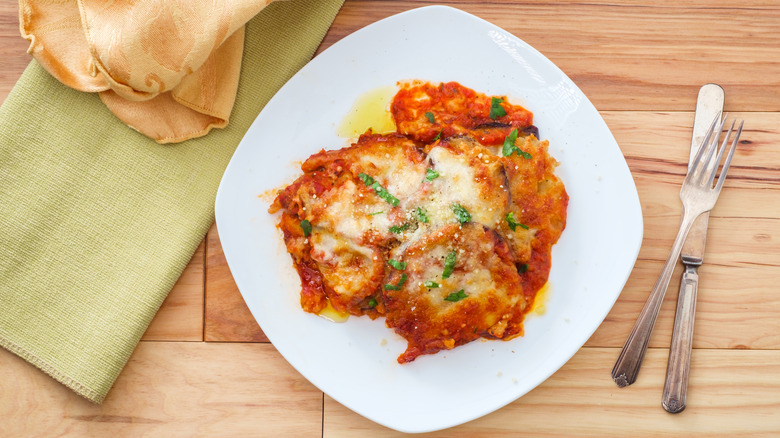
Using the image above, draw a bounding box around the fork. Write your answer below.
[612,115,743,388]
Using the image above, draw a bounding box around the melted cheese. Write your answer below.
[311,179,392,242]
[422,146,506,227]
[309,230,376,301]
[352,146,426,200]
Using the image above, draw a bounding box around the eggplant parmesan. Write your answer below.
[269,81,568,363]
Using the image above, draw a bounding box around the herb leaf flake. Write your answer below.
[389,223,411,234]
[451,203,471,224]
[300,219,312,237]
[415,207,430,223]
[358,172,400,206]
[444,289,468,302]
[502,129,533,159]
[385,273,408,291]
[489,97,507,120]
[502,128,519,157]
[506,212,529,232]
[442,251,457,279]
[388,259,407,270]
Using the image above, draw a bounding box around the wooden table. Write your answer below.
[2,1,779,436]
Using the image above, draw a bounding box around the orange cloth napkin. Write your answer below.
[19,0,275,143]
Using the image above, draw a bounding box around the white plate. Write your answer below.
[215,5,642,433]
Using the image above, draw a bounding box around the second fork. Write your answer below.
[611,115,743,388]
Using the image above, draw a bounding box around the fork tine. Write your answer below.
[692,114,726,185]
[688,114,720,183]
[707,119,736,187]
[698,118,722,185]
[714,120,743,192]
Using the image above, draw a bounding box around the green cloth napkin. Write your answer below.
[0,0,344,403]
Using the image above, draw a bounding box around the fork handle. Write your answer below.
[662,265,699,413]
[612,209,698,387]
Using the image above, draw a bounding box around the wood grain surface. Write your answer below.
[324,348,780,437]
[205,224,267,343]
[1,1,779,436]
[0,343,322,437]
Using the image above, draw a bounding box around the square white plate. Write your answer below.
[215,5,642,433]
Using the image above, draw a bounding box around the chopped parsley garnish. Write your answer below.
[389,223,411,234]
[425,168,439,181]
[502,129,532,159]
[444,289,468,302]
[368,297,378,308]
[451,203,471,224]
[505,212,529,231]
[415,207,430,223]
[425,112,436,124]
[442,250,457,279]
[433,129,443,141]
[357,172,375,186]
[300,219,312,237]
[489,97,507,120]
[388,259,407,270]
[502,128,519,157]
[374,184,400,206]
[424,281,440,288]
[368,211,384,216]
[358,172,400,206]
[518,263,529,273]
[385,273,408,291]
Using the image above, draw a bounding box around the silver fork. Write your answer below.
[612,115,743,387]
